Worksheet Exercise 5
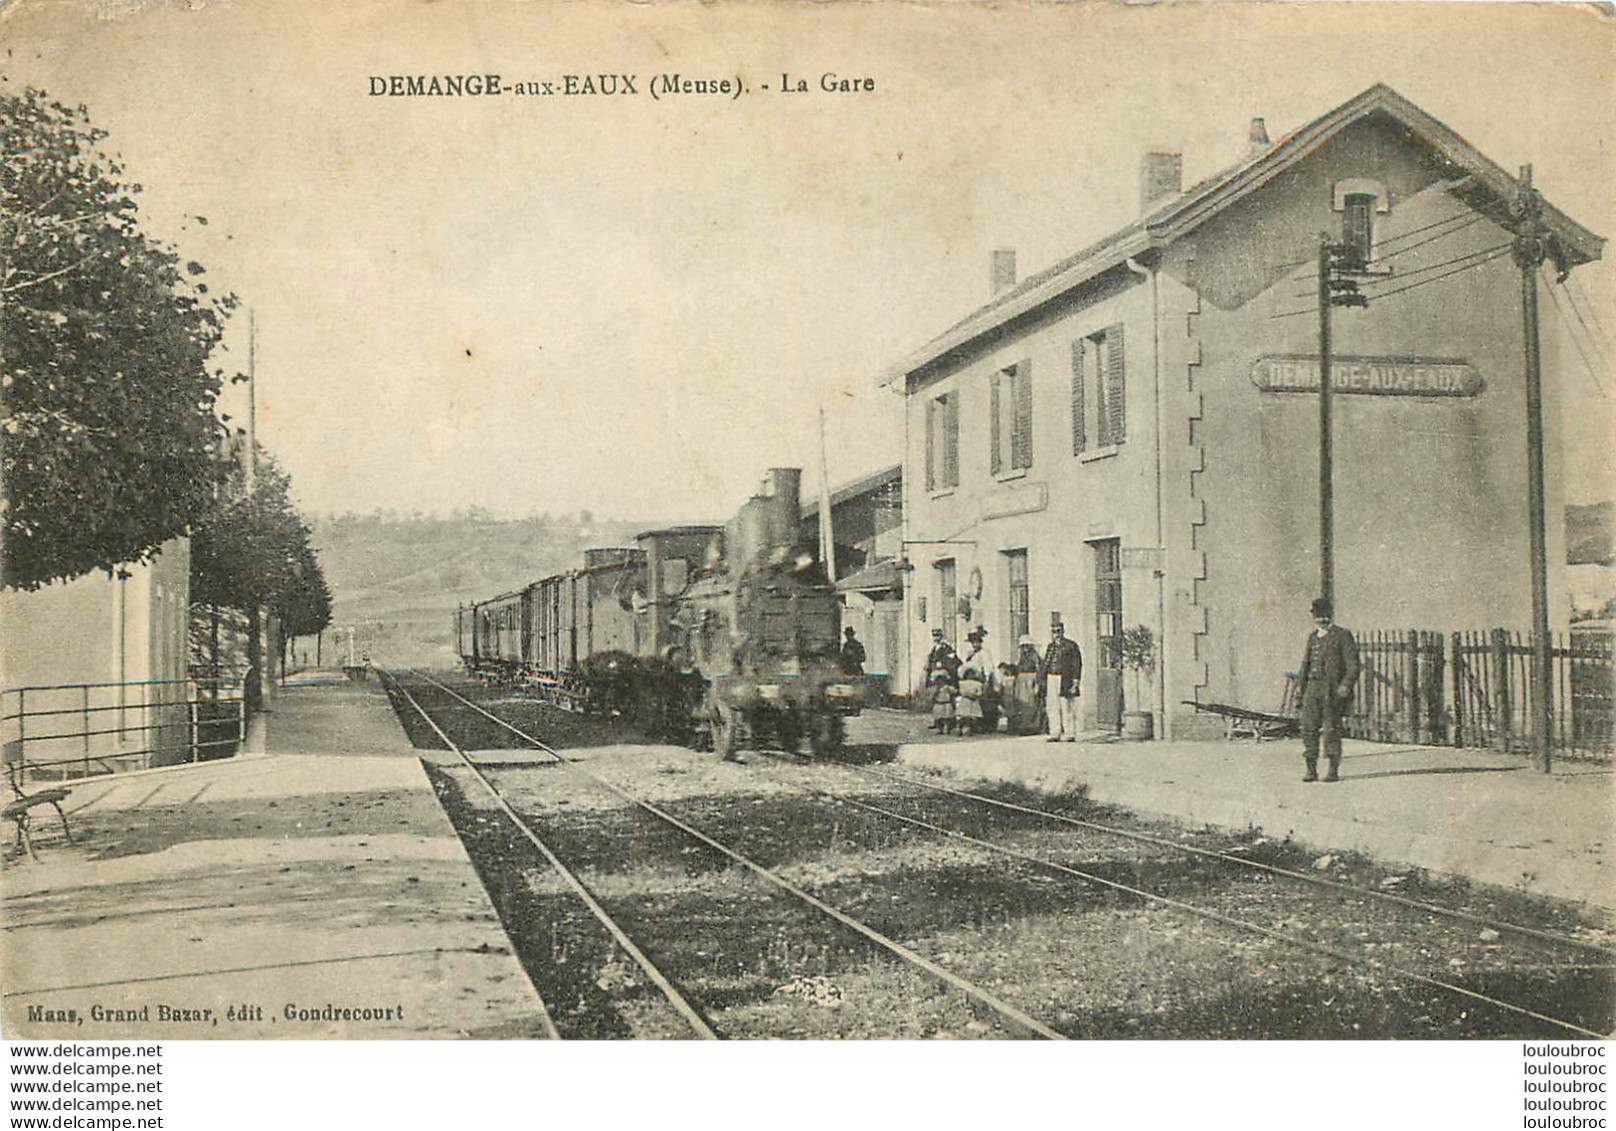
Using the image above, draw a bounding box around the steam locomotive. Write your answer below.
[454,468,869,756]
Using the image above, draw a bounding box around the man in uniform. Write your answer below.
[839,627,866,676]
[1041,618,1083,742]
[925,628,960,686]
[1296,597,1360,782]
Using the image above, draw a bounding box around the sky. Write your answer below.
[3,0,1612,522]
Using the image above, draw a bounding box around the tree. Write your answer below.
[1,87,235,590]
[277,540,333,640]
[190,449,330,708]
[275,539,333,672]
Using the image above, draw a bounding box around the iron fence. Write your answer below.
[1,675,246,783]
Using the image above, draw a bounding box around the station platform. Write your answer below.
[0,677,551,1040]
[880,718,1615,920]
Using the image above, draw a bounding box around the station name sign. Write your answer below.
[1252,355,1482,397]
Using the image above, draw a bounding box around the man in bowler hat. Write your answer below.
[1297,597,1360,782]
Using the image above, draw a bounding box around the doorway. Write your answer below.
[1093,539,1122,732]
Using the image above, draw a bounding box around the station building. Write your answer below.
[1,539,194,770]
[799,465,906,690]
[882,85,1603,737]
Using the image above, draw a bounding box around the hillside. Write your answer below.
[1567,502,1614,566]
[295,501,1616,668]
[304,512,655,668]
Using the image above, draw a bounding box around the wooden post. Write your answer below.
[1427,633,1446,746]
[1317,236,1335,607]
[1406,629,1421,744]
[1514,165,1554,773]
[1450,632,1464,748]
[82,685,92,779]
[1492,628,1512,753]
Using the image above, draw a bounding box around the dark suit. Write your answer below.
[925,641,960,685]
[1040,637,1083,697]
[1297,624,1360,775]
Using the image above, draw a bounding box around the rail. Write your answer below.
[394,668,1066,1039]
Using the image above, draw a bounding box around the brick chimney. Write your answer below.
[990,248,1017,297]
[1139,150,1183,214]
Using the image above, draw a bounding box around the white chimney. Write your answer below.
[990,248,1017,296]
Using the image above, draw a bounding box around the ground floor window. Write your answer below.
[1005,549,1029,643]
[935,559,957,647]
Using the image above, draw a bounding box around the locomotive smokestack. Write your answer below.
[727,468,806,573]
[763,468,802,552]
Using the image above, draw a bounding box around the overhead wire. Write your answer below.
[1546,282,1611,399]
[1273,242,1512,318]
[1377,214,1487,262]
[1291,229,1504,298]
[1359,244,1515,301]
[1568,276,1611,345]
[1376,209,1491,249]
[1559,279,1614,374]
[1287,213,1489,283]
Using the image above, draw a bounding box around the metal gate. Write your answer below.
[1450,628,1613,762]
[1347,630,1447,745]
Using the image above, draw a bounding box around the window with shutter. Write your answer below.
[1105,324,1126,445]
[925,397,936,491]
[1095,332,1113,447]
[1342,192,1375,270]
[1012,360,1032,470]
[1071,339,1087,455]
[1073,327,1125,453]
[989,371,1002,476]
[992,361,1032,477]
[942,392,959,488]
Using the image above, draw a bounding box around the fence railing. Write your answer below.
[1343,627,1612,763]
[1,676,246,783]
[1348,629,1448,746]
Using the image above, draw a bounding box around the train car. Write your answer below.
[459,586,527,679]
[454,468,869,754]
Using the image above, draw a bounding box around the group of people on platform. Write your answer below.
[921,618,1083,741]
[847,596,1358,781]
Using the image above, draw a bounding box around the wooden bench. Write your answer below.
[3,742,73,863]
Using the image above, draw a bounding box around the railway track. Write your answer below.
[772,762,1613,1038]
[391,670,1614,1039]
[843,761,1616,962]
[384,669,1066,1039]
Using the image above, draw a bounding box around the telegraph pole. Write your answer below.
[1514,165,1554,773]
[817,407,837,582]
[245,308,257,492]
[1316,235,1369,606]
[1317,235,1335,606]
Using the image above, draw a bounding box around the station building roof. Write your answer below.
[880,83,1604,392]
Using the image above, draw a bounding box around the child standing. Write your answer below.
[956,666,986,736]
[929,671,958,735]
